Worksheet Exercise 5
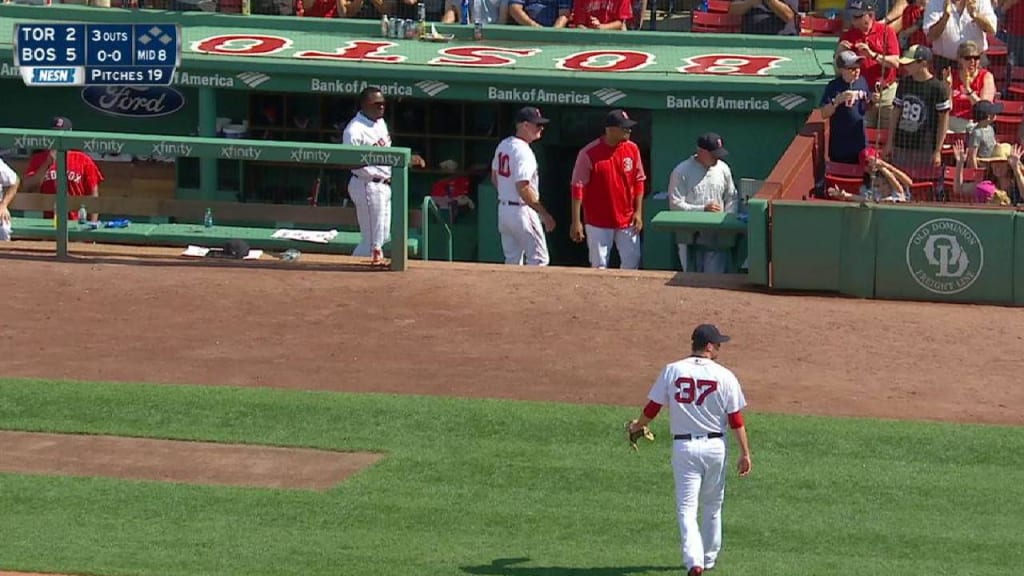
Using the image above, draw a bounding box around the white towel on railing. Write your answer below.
[271,229,339,244]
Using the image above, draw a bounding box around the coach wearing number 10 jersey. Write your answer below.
[569,109,647,269]
[491,106,556,266]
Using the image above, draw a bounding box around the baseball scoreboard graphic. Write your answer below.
[13,23,181,87]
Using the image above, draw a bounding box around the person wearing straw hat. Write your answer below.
[953,139,1024,203]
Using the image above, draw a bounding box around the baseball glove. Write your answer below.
[625,420,655,451]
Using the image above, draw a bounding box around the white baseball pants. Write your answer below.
[671,435,727,572]
[677,244,728,274]
[348,178,391,257]
[497,204,549,266]
[0,220,10,241]
[585,224,641,269]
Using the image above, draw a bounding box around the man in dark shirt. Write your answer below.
[885,44,951,170]
[820,50,873,164]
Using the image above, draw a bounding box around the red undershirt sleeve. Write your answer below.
[643,400,662,419]
[728,411,744,429]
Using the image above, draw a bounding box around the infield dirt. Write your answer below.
[1,244,1021,426]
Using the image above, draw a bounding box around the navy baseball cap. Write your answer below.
[51,116,73,131]
[697,132,728,158]
[973,100,1004,120]
[845,0,876,15]
[692,324,731,347]
[515,106,550,125]
[606,109,638,129]
[899,44,933,64]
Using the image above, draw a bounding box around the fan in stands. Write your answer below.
[951,139,1024,204]
[826,146,913,202]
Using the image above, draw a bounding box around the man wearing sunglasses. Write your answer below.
[569,109,647,269]
[342,86,425,266]
[491,106,556,266]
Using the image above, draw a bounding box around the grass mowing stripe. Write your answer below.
[0,378,1021,576]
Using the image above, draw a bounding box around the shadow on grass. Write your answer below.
[461,557,679,576]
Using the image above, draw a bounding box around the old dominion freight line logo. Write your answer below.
[905,218,984,295]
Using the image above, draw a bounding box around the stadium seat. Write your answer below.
[824,161,862,195]
[706,0,731,12]
[691,11,742,32]
[994,115,1022,142]
[801,14,842,36]
[996,98,1024,116]
[865,127,888,146]
[942,165,985,203]
[902,166,944,201]
[941,132,967,165]
[986,35,1008,70]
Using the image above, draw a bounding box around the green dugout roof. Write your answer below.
[0,4,838,111]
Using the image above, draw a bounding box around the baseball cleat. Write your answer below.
[688,568,703,576]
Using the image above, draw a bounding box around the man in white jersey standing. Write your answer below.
[0,156,21,241]
[491,106,556,266]
[627,324,752,576]
[343,86,425,266]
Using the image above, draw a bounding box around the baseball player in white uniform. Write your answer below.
[627,324,752,576]
[667,133,738,274]
[0,157,21,241]
[491,106,556,266]
[343,86,424,265]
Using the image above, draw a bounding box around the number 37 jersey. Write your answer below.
[647,357,747,436]
[492,136,540,203]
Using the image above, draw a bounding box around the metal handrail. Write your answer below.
[420,196,453,262]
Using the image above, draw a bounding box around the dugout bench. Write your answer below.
[7,193,454,261]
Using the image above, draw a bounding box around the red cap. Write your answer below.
[859,147,879,168]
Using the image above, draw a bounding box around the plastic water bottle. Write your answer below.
[281,249,301,262]
[203,208,214,228]
[77,204,88,228]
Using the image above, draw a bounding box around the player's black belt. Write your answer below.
[498,200,524,206]
[370,177,391,185]
[673,432,724,440]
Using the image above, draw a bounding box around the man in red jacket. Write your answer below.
[569,109,647,269]
[838,0,901,129]
[22,117,103,223]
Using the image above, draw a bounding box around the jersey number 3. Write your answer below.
[674,377,718,405]
[497,152,511,177]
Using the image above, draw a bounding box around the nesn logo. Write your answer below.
[31,67,78,84]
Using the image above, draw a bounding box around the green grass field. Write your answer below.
[0,379,1021,576]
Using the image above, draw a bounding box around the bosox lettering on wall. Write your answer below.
[2,36,818,111]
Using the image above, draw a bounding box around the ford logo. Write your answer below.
[80,86,185,118]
